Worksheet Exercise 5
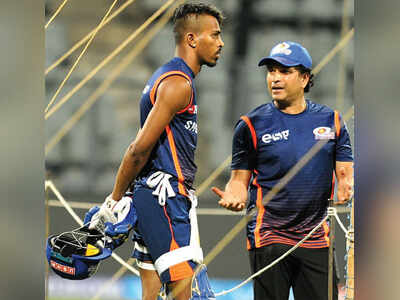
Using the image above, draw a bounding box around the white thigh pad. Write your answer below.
[154,246,203,275]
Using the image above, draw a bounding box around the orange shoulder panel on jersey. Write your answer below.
[240,115,257,150]
[334,110,341,137]
[149,71,193,113]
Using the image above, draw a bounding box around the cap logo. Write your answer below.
[271,42,292,56]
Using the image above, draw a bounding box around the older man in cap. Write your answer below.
[212,41,354,300]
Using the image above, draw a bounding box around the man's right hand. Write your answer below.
[83,206,100,227]
[104,195,137,250]
[85,196,118,231]
[211,187,246,211]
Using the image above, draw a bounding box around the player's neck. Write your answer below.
[175,47,201,76]
[274,97,307,114]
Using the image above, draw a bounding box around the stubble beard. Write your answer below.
[203,59,217,67]
[200,54,217,67]
[273,98,292,110]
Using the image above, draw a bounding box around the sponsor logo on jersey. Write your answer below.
[185,121,198,134]
[187,104,197,114]
[270,42,292,56]
[142,85,150,94]
[50,260,76,275]
[262,130,289,144]
[313,127,335,140]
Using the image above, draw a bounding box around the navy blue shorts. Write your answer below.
[131,181,196,283]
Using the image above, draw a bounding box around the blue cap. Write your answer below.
[258,41,312,69]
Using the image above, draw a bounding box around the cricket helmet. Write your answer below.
[46,227,112,280]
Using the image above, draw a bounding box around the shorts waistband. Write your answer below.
[135,170,194,190]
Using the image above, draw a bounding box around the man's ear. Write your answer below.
[186,32,197,48]
[302,73,310,88]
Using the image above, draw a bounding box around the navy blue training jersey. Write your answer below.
[231,100,353,249]
[138,57,198,196]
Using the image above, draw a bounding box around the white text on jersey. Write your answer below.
[262,130,289,144]
[185,121,198,134]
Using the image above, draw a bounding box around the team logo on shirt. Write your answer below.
[187,104,197,114]
[262,130,289,144]
[313,127,335,140]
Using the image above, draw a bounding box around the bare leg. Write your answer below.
[139,266,162,300]
[168,277,192,300]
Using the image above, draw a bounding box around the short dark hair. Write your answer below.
[295,65,314,93]
[172,2,224,43]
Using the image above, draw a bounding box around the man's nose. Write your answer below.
[270,72,282,81]
[219,37,224,48]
